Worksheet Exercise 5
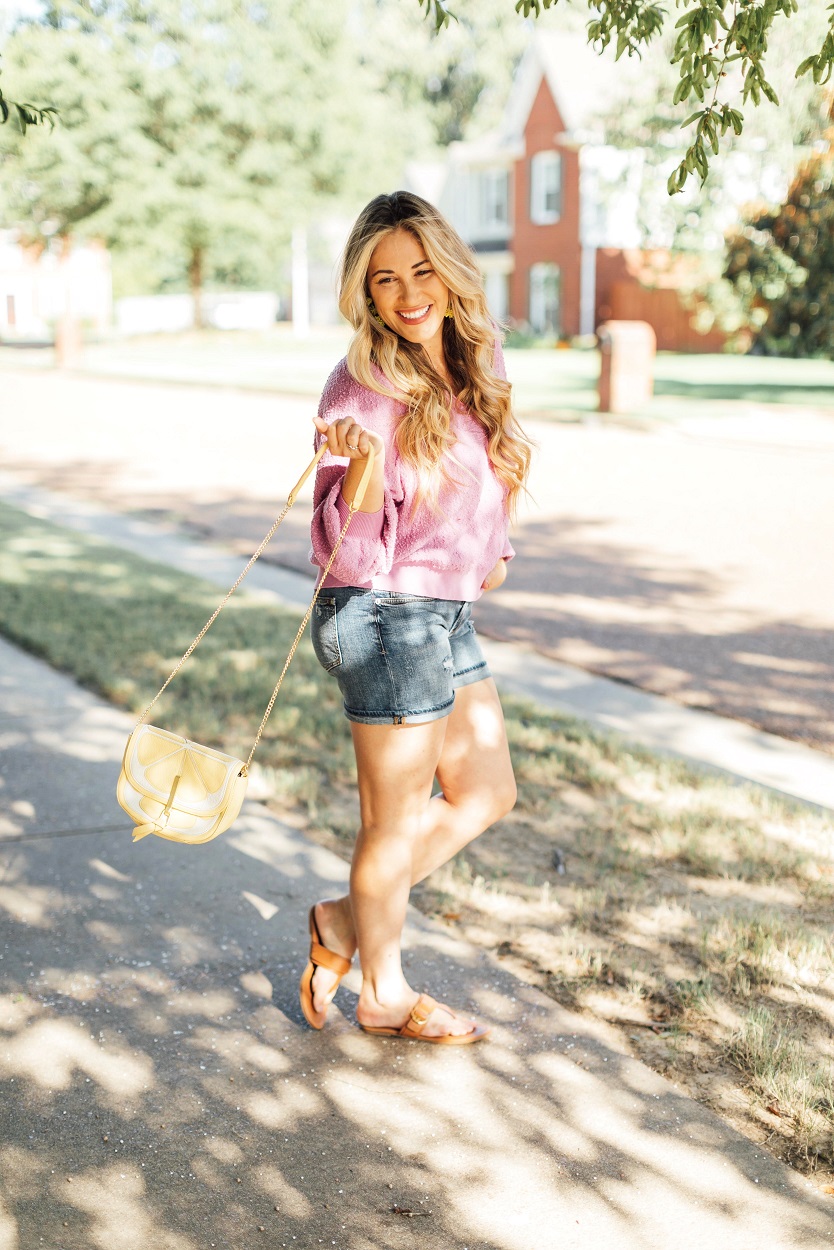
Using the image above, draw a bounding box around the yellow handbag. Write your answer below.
[116,443,374,845]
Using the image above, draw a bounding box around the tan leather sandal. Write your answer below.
[299,904,353,1030]
[360,993,490,1045]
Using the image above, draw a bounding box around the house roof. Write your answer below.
[501,30,633,146]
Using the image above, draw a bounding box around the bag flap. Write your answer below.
[123,725,245,817]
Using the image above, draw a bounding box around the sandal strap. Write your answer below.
[310,940,352,978]
[403,994,439,1037]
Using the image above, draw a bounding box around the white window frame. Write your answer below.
[530,151,562,225]
[469,168,510,241]
[479,169,509,231]
[529,263,561,336]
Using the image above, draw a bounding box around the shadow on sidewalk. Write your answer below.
[0,670,831,1249]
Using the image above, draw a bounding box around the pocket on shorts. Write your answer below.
[375,592,428,606]
[449,601,472,635]
[311,597,342,672]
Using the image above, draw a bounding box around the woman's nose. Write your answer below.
[401,278,422,305]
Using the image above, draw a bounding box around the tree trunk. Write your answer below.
[189,245,204,330]
[54,234,83,368]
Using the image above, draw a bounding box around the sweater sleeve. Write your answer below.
[309,363,402,584]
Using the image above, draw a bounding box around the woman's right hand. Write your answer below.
[313,415,385,464]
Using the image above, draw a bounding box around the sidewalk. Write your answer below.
[1,635,833,1250]
[2,472,833,812]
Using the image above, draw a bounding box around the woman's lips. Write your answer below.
[396,305,432,325]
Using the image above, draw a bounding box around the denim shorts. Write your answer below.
[310,587,490,725]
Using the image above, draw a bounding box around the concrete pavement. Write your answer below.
[1,636,833,1250]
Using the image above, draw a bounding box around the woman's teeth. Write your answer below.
[398,306,430,321]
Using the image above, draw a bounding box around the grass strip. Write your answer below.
[1,499,832,1177]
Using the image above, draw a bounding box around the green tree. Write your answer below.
[723,131,834,356]
[4,1,833,195]
[422,0,834,192]
[362,0,535,148]
[0,56,56,132]
[0,0,412,313]
[591,8,830,255]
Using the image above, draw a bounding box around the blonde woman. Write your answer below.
[301,191,533,1044]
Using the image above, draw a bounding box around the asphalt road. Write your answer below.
[1,365,832,754]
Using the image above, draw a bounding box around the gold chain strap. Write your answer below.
[136,444,376,768]
[243,503,355,770]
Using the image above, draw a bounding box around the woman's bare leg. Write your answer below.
[311,679,516,1030]
[348,716,461,1033]
[414,677,517,882]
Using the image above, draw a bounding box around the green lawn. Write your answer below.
[2,328,832,420]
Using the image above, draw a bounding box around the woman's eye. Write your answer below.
[416,269,433,277]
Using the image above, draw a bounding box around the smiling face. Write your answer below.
[366,227,450,366]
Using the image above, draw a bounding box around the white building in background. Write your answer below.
[0,232,112,341]
[114,291,281,335]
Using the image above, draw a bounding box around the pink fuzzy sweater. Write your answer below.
[309,342,514,602]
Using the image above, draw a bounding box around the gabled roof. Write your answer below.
[501,31,632,146]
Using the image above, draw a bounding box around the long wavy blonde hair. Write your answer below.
[339,191,532,516]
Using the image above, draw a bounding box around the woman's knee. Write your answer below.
[446,771,517,827]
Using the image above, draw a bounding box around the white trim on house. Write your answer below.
[580,245,597,337]
[502,32,625,147]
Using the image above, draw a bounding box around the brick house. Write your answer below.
[431,33,724,351]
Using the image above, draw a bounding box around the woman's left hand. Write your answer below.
[481,558,508,593]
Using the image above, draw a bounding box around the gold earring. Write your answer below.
[445,303,455,319]
[366,296,386,328]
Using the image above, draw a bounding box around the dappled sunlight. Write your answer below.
[0,1195,17,1250]
[159,927,222,966]
[242,1086,327,1132]
[90,858,133,882]
[251,1165,314,1220]
[184,1025,291,1078]
[227,809,348,885]
[0,883,59,927]
[0,727,831,1249]
[1,841,831,1248]
[86,920,129,947]
[239,969,273,999]
[0,1016,152,1095]
[166,989,238,1019]
[624,899,702,942]
[202,1136,244,1164]
[732,652,827,676]
[242,890,279,920]
[89,882,124,902]
[57,1164,197,1250]
[35,706,128,764]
